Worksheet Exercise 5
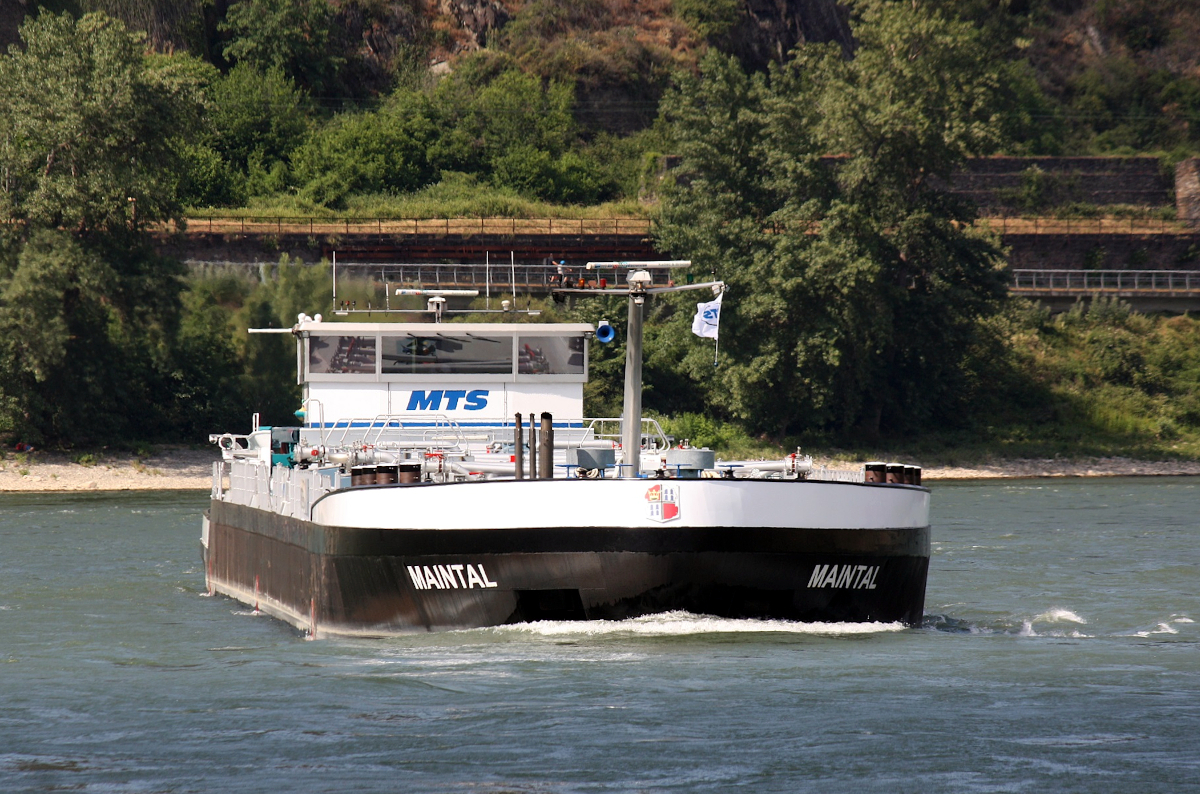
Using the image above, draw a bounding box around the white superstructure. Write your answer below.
[297,321,592,427]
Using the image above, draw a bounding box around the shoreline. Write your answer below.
[2,449,1200,492]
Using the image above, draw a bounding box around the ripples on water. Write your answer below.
[1,481,1199,793]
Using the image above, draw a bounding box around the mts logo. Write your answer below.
[406,390,489,411]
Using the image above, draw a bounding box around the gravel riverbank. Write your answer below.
[2,449,1200,492]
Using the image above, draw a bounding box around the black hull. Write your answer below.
[205,501,930,635]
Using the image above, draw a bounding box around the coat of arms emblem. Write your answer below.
[645,483,680,522]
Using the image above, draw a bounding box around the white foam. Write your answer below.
[1173,617,1194,624]
[1135,623,1179,637]
[1009,609,1089,638]
[490,611,907,638]
[1034,608,1087,624]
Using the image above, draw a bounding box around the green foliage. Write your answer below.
[1062,57,1200,153]
[208,64,310,172]
[291,100,437,207]
[178,142,246,208]
[433,65,578,168]
[1096,0,1170,52]
[657,2,1011,441]
[0,230,192,445]
[660,412,747,451]
[0,12,205,231]
[983,300,1200,456]
[220,0,341,96]
[490,147,615,205]
[191,172,646,220]
[497,0,687,120]
[490,146,559,200]
[232,258,330,426]
[672,0,740,40]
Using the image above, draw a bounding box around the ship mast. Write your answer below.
[556,261,724,477]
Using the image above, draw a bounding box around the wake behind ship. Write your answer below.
[202,268,930,636]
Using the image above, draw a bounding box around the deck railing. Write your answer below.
[1011,269,1200,293]
[215,459,336,520]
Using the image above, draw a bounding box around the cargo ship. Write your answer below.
[202,265,930,636]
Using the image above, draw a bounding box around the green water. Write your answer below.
[1,479,1198,792]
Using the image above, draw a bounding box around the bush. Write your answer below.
[491,146,559,199]
[208,64,310,171]
[291,107,437,206]
[672,0,740,39]
[179,143,245,208]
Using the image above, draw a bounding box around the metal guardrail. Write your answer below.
[979,216,1189,235]
[1011,269,1200,292]
[180,216,654,236]
[180,215,1192,237]
[216,459,335,520]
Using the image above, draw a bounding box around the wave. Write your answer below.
[928,609,1197,639]
[1133,622,1179,637]
[486,610,907,638]
[924,608,1092,637]
[1033,608,1087,624]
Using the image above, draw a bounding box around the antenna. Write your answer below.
[551,260,725,477]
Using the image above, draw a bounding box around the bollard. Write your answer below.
[539,412,554,479]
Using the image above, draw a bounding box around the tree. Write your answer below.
[0,12,205,444]
[657,1,1014,441]
[0,230,186,444]
[208,63,310,173]
[0,12,205,233]
[235,258,330,426]
[220,0,342,97]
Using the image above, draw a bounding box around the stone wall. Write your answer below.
[1176,159,1200,228]
[953,157,1173,211]
[813,155,1176,211]
[1005,233,1200,271]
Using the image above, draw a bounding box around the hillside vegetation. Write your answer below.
[3,1,1200,461]
[4,0,1199,216]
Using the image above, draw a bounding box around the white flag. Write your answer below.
[691,291,723,339]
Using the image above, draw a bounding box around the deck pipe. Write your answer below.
[529,416,537,480]
[514,413,524,480]
[539,412,554,479]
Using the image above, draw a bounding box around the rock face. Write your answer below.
[0,0,28,52]
[721,0,853,70]
[439,0,510,49]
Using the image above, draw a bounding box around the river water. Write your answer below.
[1,478,1198,792]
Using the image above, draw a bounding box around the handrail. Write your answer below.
[178,214,1194,237]
[177,216,655,236]
[978,216,1191,235]
[1011,269,1200,292]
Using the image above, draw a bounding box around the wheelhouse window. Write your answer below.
[380,335,512,374]
[518,336,585,375]
[309,336,376,374]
